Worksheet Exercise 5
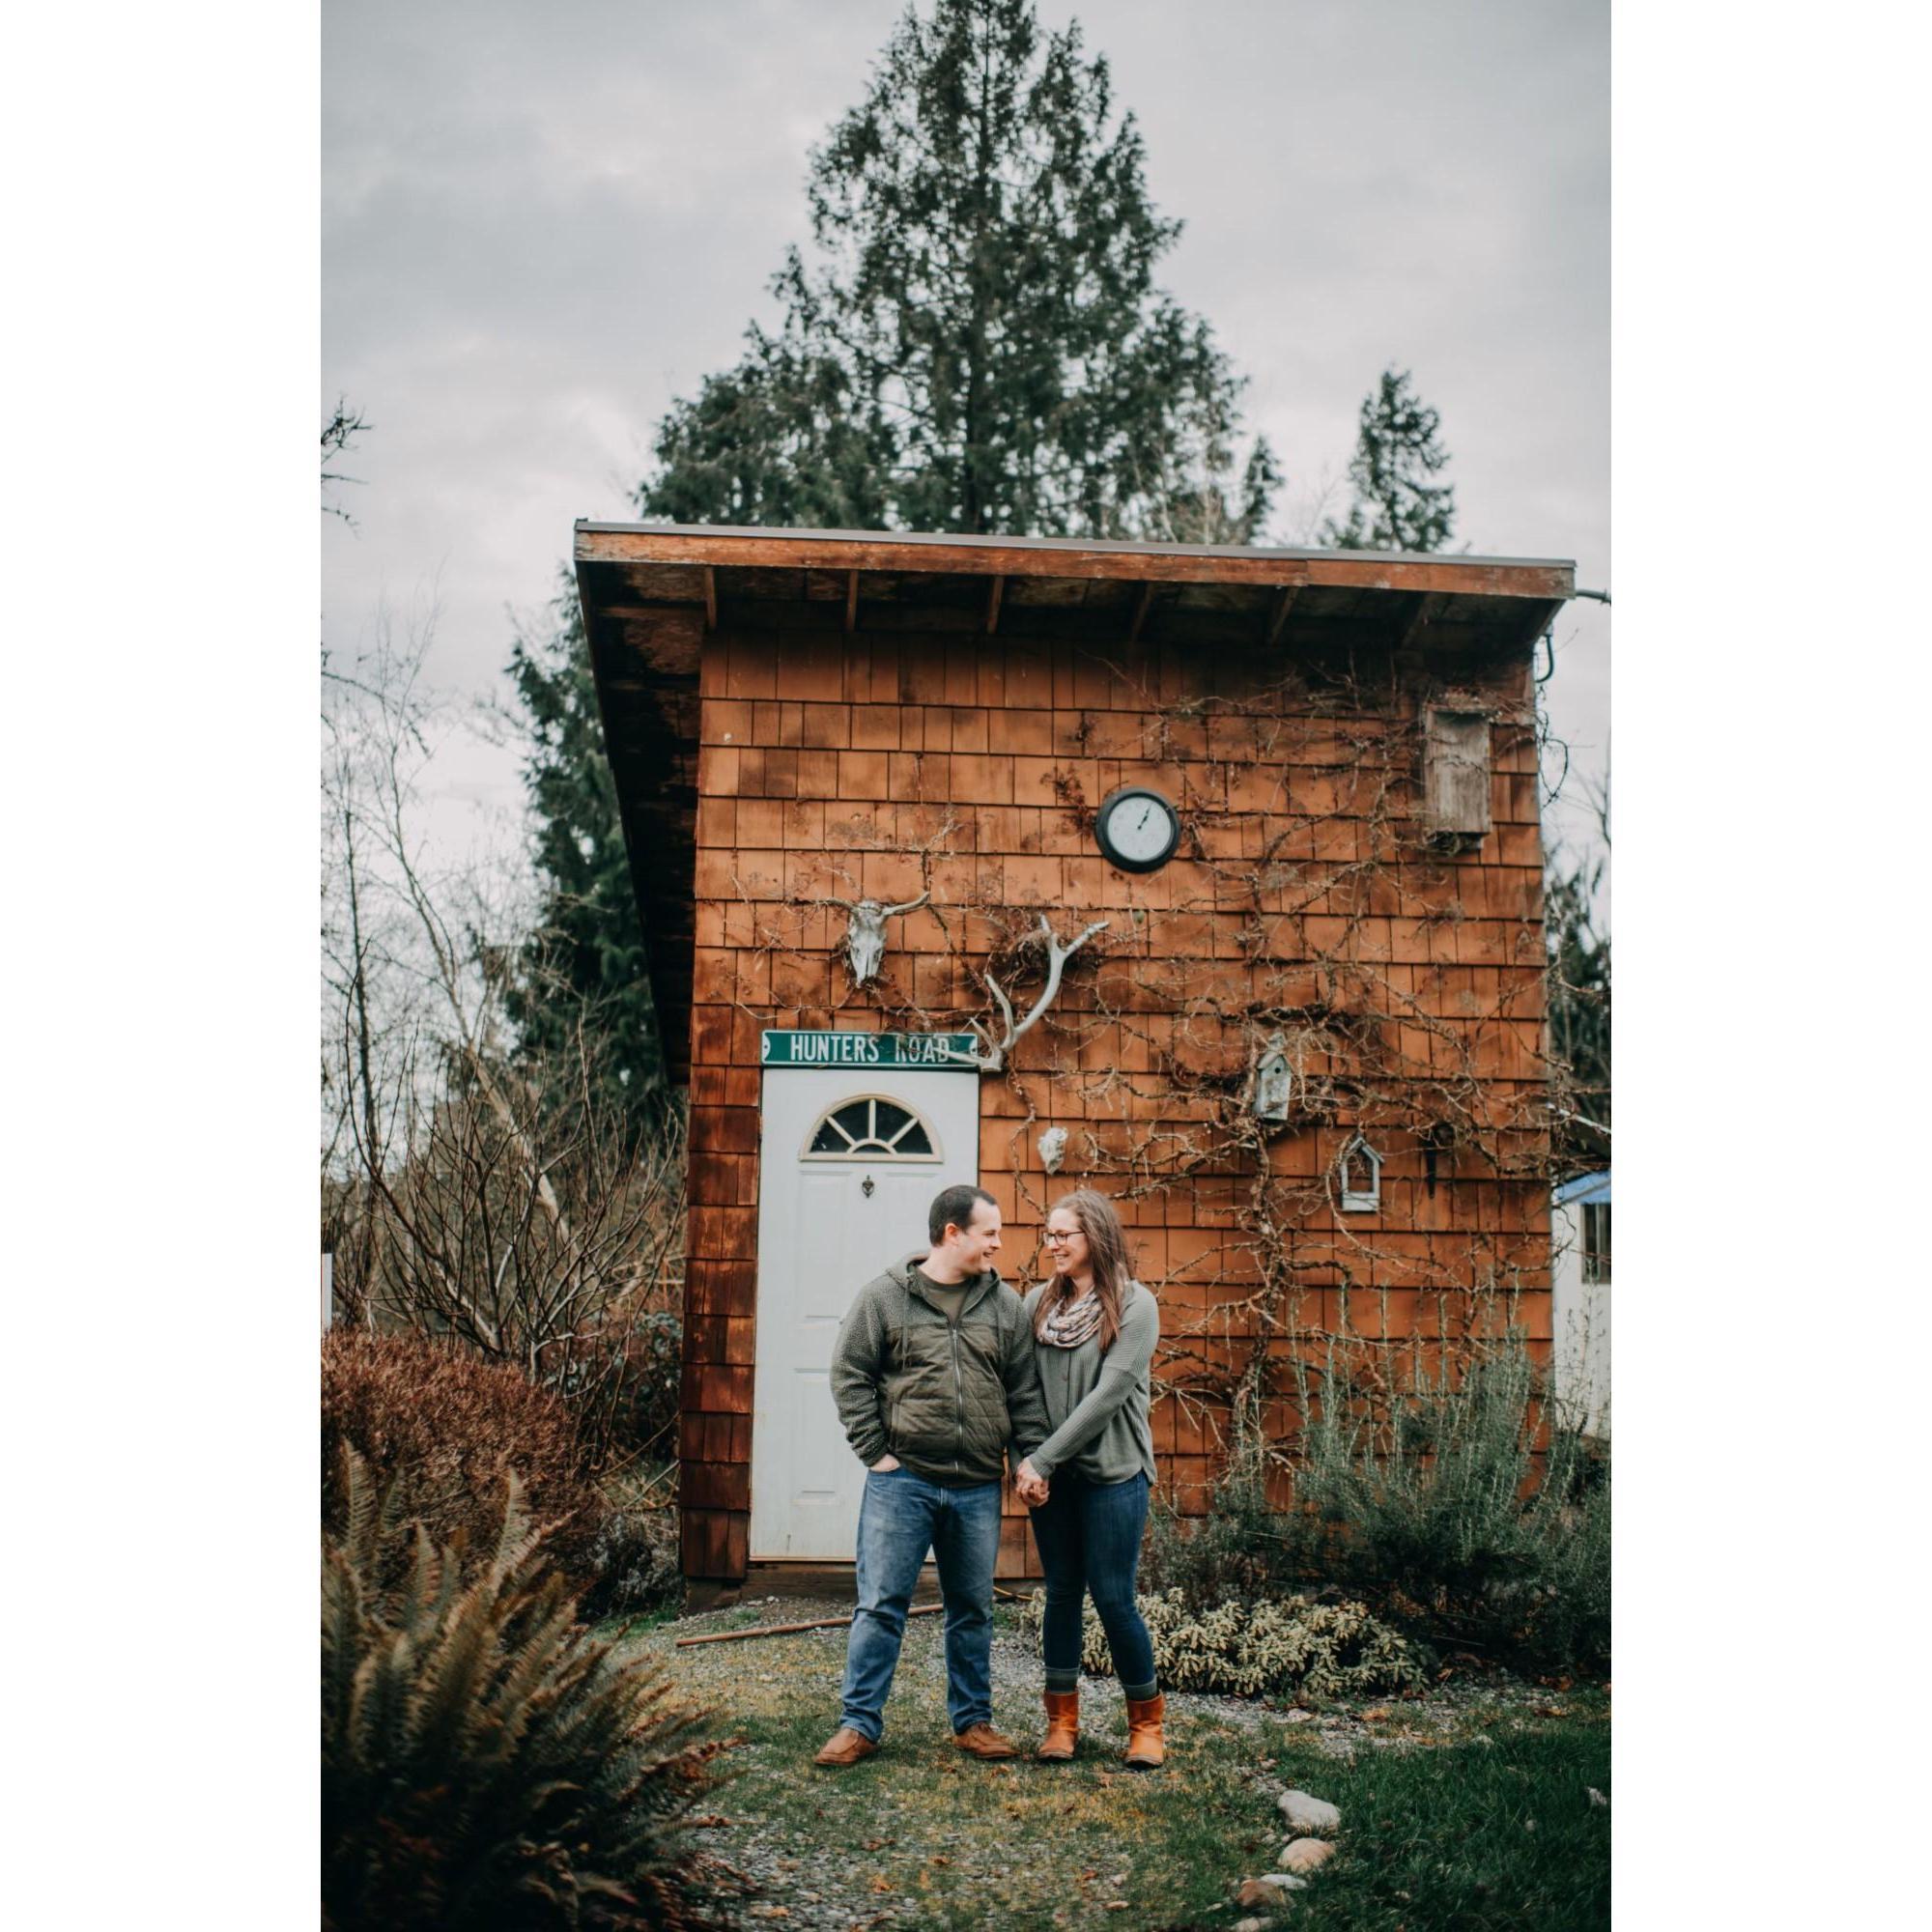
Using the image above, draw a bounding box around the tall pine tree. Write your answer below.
[641,0,1277,541]
[1321,366,1455,553]
[1546,850,1610,1171]
[516,0,1281,1110]
[505,573,665,1124]
[1546,762,1610,1174]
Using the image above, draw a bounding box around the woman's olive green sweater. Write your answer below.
[1020,1280,1159,1485]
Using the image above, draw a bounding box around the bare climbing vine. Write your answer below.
[705,643,1565,1485]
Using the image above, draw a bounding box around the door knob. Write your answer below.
[862,1175,875,1198]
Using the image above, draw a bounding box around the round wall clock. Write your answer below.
[1095,784,1181,873]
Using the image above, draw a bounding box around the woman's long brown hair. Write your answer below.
[1034,1187,1133,1353]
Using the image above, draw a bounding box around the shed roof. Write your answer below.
[575,523,1575,1086]
[576,520,1574,613]
[1555,1171,1611,1208]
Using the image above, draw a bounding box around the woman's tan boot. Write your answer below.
[1123,1693,1166,1769]
[1037,1690,1079,1761]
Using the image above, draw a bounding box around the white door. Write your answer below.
[750,1066,981,1560]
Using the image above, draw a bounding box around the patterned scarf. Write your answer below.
[1040,1286,1104,1350]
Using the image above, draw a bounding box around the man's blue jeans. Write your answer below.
[838,1465,1002,1743]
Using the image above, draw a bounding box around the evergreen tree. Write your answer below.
[1546,844,1610,1172]
[515,0,1284,1105]
[1321,366,1455,553]
[504,573,666,1125]
[641,0,1277,541]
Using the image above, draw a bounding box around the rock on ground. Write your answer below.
[1236,1878,1289,1908]
[1280,1838,1336,1875]
[1277,1788,1341,1833]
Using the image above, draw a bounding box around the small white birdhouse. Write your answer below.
[1338,1134,1383,1213]
[1251,1032,1293,1124]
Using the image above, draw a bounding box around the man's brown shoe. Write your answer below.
[813,1726,879,1767]
[952,1721,1019,1760]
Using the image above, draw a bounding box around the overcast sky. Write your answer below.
[323,0,1608,859]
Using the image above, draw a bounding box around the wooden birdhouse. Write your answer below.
[1422,703,1493,851]
[1338,1134,1383,1213]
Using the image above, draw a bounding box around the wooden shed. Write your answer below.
[574,523,1574,1582]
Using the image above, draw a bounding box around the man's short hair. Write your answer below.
[928,1183,998,1245]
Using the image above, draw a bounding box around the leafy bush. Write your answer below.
[580,1465,683,1620]
[1143,1440,1304,1606]
[322,1452,736,1932]
[1019,1585,1425,1701]
[608,1308,683,1467]
[1144,1330,1610,1672]
[322,1329,608,1586]
[1293,1335,1610,1670]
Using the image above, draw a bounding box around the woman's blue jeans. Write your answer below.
[838,1465,1002,1743]
[1028,1469,1158,1699]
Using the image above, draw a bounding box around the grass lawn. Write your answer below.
[618,1601,1608,1932]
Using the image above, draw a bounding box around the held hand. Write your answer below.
[1015,1458,1049,1506]
[870,1454,901,1472]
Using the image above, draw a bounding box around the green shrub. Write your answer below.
[1019,1585,1426,1702]
[1142,1439,1307,1606]
[1143,1330,1610,1673]
[614,1309,684,1465]
[322,1330,609,1586]
[580,1473,683,1620]
[322,1451,736,1932]
[1293,1335,1610,1670]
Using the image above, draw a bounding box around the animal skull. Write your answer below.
[1037,1126,1068,1174]
[839,891,931,984]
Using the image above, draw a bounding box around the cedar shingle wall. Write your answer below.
[679,611,1549,1580]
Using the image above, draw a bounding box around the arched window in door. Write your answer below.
[802,1094,940,1161]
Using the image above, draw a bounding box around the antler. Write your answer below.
[825,889,932,918]
[938,913,1110,1072]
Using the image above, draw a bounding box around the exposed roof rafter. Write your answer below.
[1265,585,1301,646]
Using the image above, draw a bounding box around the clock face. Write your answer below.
[1096,785,1180,872]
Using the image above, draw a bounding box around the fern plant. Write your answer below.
[322,1452,735,1931]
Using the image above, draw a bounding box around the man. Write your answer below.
[813,1183,1052,1767]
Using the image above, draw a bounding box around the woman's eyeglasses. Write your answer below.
[1043,1232,1081,1245]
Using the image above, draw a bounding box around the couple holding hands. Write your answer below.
[818,1183,1164,1771]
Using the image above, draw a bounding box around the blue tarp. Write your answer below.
[1554,1170,1611,1208]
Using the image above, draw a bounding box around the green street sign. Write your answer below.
[760,1029,980,1070]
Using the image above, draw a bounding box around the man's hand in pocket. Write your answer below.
[869,1454,902,1472]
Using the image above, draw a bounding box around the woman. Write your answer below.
[1014,1188,1165,1768]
